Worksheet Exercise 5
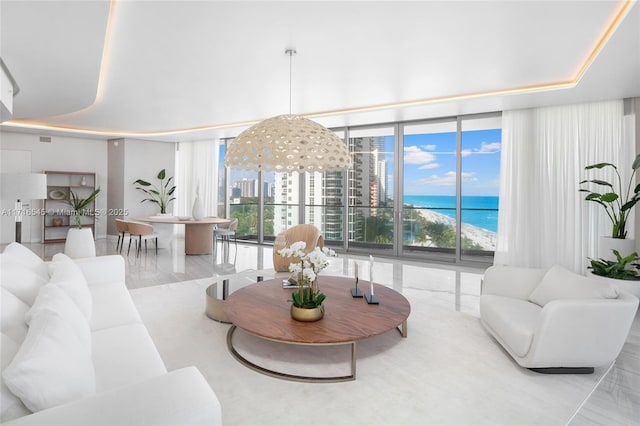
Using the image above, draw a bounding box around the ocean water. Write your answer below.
[404,195,499,233]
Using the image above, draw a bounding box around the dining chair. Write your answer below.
[114,219,129,253]
[126,221,159,256]
[213,218,238,260]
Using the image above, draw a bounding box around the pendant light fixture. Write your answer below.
[224,49,352,172]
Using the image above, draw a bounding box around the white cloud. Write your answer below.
[421,144,437,151]
[403,146,437,166]
[417,163,440,170]
[415,171,477,186]
[477,142,501,153]
[461,149,473,157]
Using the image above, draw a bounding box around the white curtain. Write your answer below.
[495,100,631,273]
[175,140,219,220]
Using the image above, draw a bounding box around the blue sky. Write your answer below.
[401,128,501,196]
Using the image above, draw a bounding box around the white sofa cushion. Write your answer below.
[91,324,167,393]
[1,333,30,422]
[0,259,47,306]
[2,308,96,412]
[88,281,142,332]
[480,294,541,357]
[25,284,91,346]
[2,243,48,281]
[528,265,619,307]
[48,254,92,321]
[1,287,29,343]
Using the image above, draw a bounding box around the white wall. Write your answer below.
[0,131,108,242]
[123,138,176,219]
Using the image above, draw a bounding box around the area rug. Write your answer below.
[130,276,607,426]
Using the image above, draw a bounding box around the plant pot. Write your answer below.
[590,272,640,298]
[598,236,636,262]
[64,228,96,259]
[290,305,324,322]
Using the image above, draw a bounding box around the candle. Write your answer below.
[369,255,375,296]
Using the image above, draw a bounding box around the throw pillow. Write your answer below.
[528,264,619,307]
[0,258,47,306]
[2,243,48,281]
[0,288,29,343]
[2,309,95,412]
[1,333,30,422]
[48,256,92,321]
[25,284,91,345]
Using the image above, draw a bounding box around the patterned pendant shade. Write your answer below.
[224,114,352,172]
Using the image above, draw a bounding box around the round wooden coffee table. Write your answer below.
[223,276,411,382]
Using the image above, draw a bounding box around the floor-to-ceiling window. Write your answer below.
[460,115,501,261]
[303,130,346,247]
[265,170,300,242]
[347,126,395,255]
[223,112,500,264]
[402,120,458,260]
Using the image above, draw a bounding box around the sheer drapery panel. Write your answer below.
[495,100,631,273]
[176,141,220,227]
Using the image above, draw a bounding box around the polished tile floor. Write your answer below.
[15,237,640,425]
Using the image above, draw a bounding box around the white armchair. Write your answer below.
[480,265,639,373]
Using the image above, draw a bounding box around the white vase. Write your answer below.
[64,228,96,259]
[598,236,636,262]
[192,196,203,220]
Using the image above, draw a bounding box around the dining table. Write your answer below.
[134,216,230,255]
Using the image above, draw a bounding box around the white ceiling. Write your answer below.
[1,0,639,142]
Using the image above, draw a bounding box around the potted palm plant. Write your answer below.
[63,187,100,259]
[579,153,640,260]
[134,169,176,215]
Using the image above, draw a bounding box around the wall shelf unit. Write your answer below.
[43,171,96,244]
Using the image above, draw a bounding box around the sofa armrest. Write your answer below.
[4,367,222,426]
[529,294,639,367]
[73,255,125,287]
[482,265,546,300]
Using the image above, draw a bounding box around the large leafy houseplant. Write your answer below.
[579,153,640,239]
[278,241,336,308]
[134,169,176,214]
[588,250,640,281]
[63,188,101,229]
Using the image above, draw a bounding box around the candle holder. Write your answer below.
[351,262,363,297]
[365,293,379,304]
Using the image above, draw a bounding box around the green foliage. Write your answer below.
[588,249,640,280]
[63,188,100,229]
[290,287,326,308]
[134,169,176,214]
[579,154,640,239]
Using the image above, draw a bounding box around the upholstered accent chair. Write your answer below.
[480,264,639,374]
[273,224,324,272]
[126,221,159,256]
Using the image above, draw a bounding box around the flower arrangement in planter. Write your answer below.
[277,241,336,321]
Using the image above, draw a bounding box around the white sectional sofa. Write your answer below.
[1,243,221,425]
[480,264,639,373]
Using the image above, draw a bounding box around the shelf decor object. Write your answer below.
[351,262,363,297]
[42,171,96,244]
[224,49,351,173]
[0,173,47,242]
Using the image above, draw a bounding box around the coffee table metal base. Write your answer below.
[226,325,357,383]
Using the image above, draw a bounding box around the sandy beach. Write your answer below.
[416,209,497,250]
